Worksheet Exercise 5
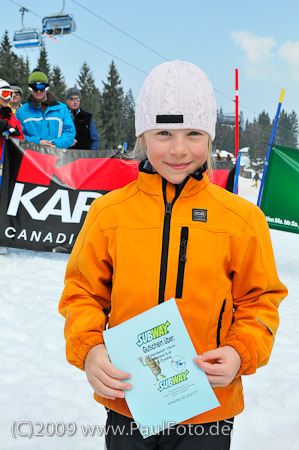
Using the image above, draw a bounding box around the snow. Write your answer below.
[1,176,298,450]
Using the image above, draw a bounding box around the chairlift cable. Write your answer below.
[70,0,169,62]
[6,0,299,138]
[8,0,43,19]
[6,0,257,109]
[71,34,147,74]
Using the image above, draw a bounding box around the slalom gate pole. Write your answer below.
[257,89,285,207]
[233,152,241,194]
[233,69,240,194]
[0,131,8,191]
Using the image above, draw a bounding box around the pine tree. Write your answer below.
[77,62,101,118]
[21,56,31,100]
[36,47,51,77]
[257,111,272,159]
[76,62,101,132]
[288,111,299,148]
[100,60,124,149]
[213,108,235,153]
[12,55,30,100]
[275,109,299,149]
[0,31,19,82]
[51,66,67,102]
[122,89,135,150]
[242,119,263,163]
[242,112,271,164]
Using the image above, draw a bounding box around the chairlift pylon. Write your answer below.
[13,7,43,49]
[42,0,76,36]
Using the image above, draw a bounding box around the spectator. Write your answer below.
[16,68,75,148]
[65,88,99,149]
[0,79,24,163]
[9,84,23,113]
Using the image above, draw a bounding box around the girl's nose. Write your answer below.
[170,136,187,156]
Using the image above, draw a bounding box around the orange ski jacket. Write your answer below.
[59,161,287,424]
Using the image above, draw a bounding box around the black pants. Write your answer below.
[105,409,234,450]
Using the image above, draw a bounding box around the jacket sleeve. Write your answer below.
[53,104,76,149]
[11,115,24,140]
[222,205,287,376]
[89,118,100,150]
[16,107,39,143]
[59,200,112,370]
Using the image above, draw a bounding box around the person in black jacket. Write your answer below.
[65,88,99,150]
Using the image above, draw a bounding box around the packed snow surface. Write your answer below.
[1,177,298,449]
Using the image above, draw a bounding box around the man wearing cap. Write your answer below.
[9,84,23,113]
[16,68,75,148]
[0,79,24,163]
[65,88,99,150]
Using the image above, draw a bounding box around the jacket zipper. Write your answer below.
[216,299,226,347]
[158,177,189,304]
[175,227,189,299]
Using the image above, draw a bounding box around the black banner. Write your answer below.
[0,138,139,253]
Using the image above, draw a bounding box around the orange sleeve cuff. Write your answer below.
[221,334,258,377]
[76,334,104,371]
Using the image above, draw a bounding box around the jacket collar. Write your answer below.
[138,159,209,197]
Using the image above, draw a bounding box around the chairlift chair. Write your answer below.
[13,29,42,48]
[219,115,236,126]
[13,7,42,49]
[42,15,76,36]
[42,0,76,36]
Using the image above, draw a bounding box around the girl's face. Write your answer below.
[143,129,209,184]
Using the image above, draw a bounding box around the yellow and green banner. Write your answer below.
[260,145,299,234]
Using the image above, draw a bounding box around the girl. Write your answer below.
[59,61,287,449]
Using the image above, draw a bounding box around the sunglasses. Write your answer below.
[29,82,49,92]
[0,89,13,100]
[70,97,80,101]
[13,91,22,96]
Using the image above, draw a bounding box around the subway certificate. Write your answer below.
[103,298,220,438]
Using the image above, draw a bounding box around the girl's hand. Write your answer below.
[85,344,132,400]
[194,345,241,387]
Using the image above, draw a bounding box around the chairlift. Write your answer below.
[42,0,76,36]
[219,114,237,126]
[13,7,43,49]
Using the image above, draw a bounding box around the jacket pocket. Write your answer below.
[175,227,189,299]
[217,300,226,347]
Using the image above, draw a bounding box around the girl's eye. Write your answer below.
[188,131,201,136]
[158,131,171,136]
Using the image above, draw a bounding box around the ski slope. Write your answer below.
[0,177,298,450]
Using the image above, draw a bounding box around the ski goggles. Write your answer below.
[0,89,13,100]
[29,82,49,92]
[69,96,80,101]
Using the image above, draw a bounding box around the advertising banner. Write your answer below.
[0,139,234,253]
[260,145,299,234]
[0,138,139,252]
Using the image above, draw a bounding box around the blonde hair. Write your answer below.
[132,134,213,178]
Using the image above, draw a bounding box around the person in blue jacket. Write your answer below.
[16,68,76,149]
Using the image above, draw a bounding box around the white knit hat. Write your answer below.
[135,60,217,141]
